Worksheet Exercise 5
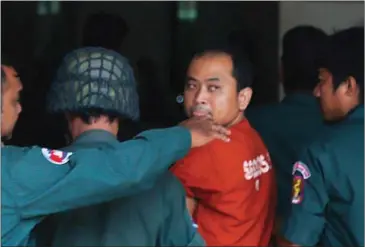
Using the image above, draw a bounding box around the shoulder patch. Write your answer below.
[291,175,304,204]
[41,148,73,165]
[292,161,311,179]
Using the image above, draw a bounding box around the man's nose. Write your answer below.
[194,87,209,104]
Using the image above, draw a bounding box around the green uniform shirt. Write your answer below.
[281,105,364,246]
[1,126,191,246]
[246,93,325,216]
[38,130,205,246]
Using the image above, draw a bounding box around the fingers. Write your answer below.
[212,124,231,135]
[179,116,210,127]
[212,124,231,142]
[179,117,231,143]
[194,118,231,142]
[213,131,231,142]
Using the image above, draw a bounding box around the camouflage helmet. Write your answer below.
[47,47,139,120]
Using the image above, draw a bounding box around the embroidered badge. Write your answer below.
[41,148,73,165]
[291,175,304,204]
[292,161,311,179]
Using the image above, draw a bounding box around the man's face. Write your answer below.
[1,65,23,140]
[183,52,251,126]
[314,68,355,121]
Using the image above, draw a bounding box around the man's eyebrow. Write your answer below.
[205,77,221,83]
[186,76,198,82]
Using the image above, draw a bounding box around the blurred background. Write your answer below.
[1,1,363,147]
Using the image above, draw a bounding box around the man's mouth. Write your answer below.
[192,111,208,117]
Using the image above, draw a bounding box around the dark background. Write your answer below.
[2,1,279,147]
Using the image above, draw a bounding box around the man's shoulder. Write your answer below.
[2,145,54,168]
[211,121,266,152]
[2,145,31,156]
[309,122,362,152]
[299,123,361,176]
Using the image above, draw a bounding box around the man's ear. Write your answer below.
[342,76,358,97]
[238,87,253,111]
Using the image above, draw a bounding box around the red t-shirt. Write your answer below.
[171,119,276,246]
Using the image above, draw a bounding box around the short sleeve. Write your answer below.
[280,145,330,246]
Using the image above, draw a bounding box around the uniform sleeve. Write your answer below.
[157,175,205,246]
[2,126,191,218]
[280,144,330,246]
[170,146,223,199]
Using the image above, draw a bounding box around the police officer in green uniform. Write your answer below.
[35,47,204,246]
[246,26,329,224]
[1,55,230,246]
[278,26,364,247]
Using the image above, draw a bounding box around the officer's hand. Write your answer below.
[179,117,231,148]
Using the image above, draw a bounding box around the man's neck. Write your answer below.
[70,122,118,140]
[227,111,244,128]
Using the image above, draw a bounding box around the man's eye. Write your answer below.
[208,85,220,92]
[186,83,196,89]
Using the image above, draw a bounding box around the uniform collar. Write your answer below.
[72,129,117,146]
[346,104,364,121]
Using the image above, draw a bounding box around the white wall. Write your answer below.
[278,1,364,100]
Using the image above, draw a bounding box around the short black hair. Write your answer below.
[67,108,120,125]
[281,25,329,92]
[82,12,129,51]
[191,44,253,91]
[325,26,364,102]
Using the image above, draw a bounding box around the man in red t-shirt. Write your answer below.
[171,46,277,246]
